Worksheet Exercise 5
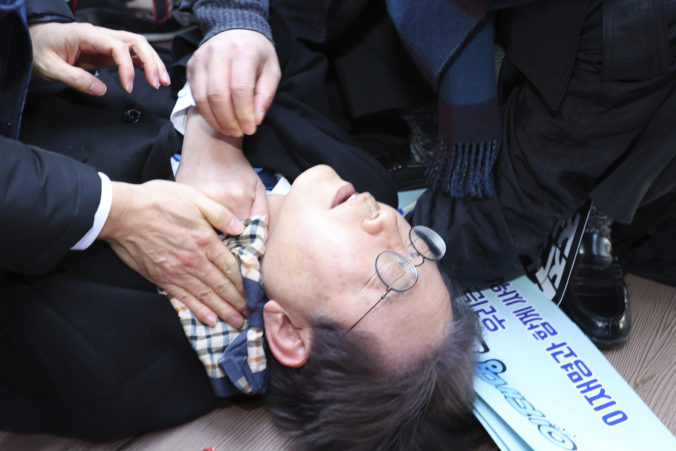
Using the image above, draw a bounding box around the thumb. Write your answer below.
[48,60,108,96]
[250,181,269,218]
[196,193,244,236]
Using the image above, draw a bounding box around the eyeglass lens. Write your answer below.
[410,225,446,261]
[376,251,417,292]
[347,226,446,334]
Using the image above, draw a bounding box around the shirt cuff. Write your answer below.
[171,82,197,135]
[70,172,113,250]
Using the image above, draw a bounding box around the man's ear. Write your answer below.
[263,300,312,368]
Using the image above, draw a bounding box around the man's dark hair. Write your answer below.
[266,295,481,450]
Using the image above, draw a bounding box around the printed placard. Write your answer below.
[468,275,675,450]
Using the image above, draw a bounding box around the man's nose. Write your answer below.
[363,206,404,244]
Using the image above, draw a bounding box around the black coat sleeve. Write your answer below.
[0,135,101,274]
[25,0,74,24]
[410,187,521,286]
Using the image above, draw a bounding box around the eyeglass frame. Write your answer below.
[344,225,445,334]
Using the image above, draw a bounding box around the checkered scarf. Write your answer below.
[169,216,269,397]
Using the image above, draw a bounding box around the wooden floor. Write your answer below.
[1,274,674,450]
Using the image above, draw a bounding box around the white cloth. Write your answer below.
[170,82,196,135]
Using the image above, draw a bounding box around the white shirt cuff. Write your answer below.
[171,82,197,135]
[70,172,113,251]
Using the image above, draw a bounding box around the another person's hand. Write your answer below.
[176,107,269,219]
[29,22,171,96]
[187,29,281,138]
[99,179,247,328]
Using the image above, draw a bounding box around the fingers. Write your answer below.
[38,55,108,95]
[230,58,257,135]
[164,282,245,329]
[204,241,247,312]
[190,50,235,137]
[123,32,170,89]
[195,190,245,236]
[190,54,257,138]
[188,39,242,137]
[154,50,172,87]
[206,56,240,136]
[251,180,270,218]
[103,29,170,92]
[189,195,251,321]
[162,229,247,328]
[253,59,281,125]
[29,23,108,95]
[167,284,218,326]
[187,29,279,138]
[103,181,251,329]
[73,25,170,93]
[29,22,170,95]
[105,36,137,93]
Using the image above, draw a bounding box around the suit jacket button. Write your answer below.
[121,109,142,124]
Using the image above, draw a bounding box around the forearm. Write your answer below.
[176,106,268,218]
[178,106,245,176]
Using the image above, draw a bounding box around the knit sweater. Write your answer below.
[181,0,273,44]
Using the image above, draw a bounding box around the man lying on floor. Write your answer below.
[2,134,478,451]
[2,39,479,451]
[170,105,481,449]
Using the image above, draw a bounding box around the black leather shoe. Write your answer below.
[562,231,631,349]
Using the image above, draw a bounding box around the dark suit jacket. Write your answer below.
[0,0,102,274]
[0,136,102,274]
[0,10,209,436]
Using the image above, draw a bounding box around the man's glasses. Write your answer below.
[345,225,446,334]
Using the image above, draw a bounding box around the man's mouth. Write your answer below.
[331,183,356,208]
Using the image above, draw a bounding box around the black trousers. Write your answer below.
[411,0,676,284]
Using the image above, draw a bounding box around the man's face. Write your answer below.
[262,165,452,367]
